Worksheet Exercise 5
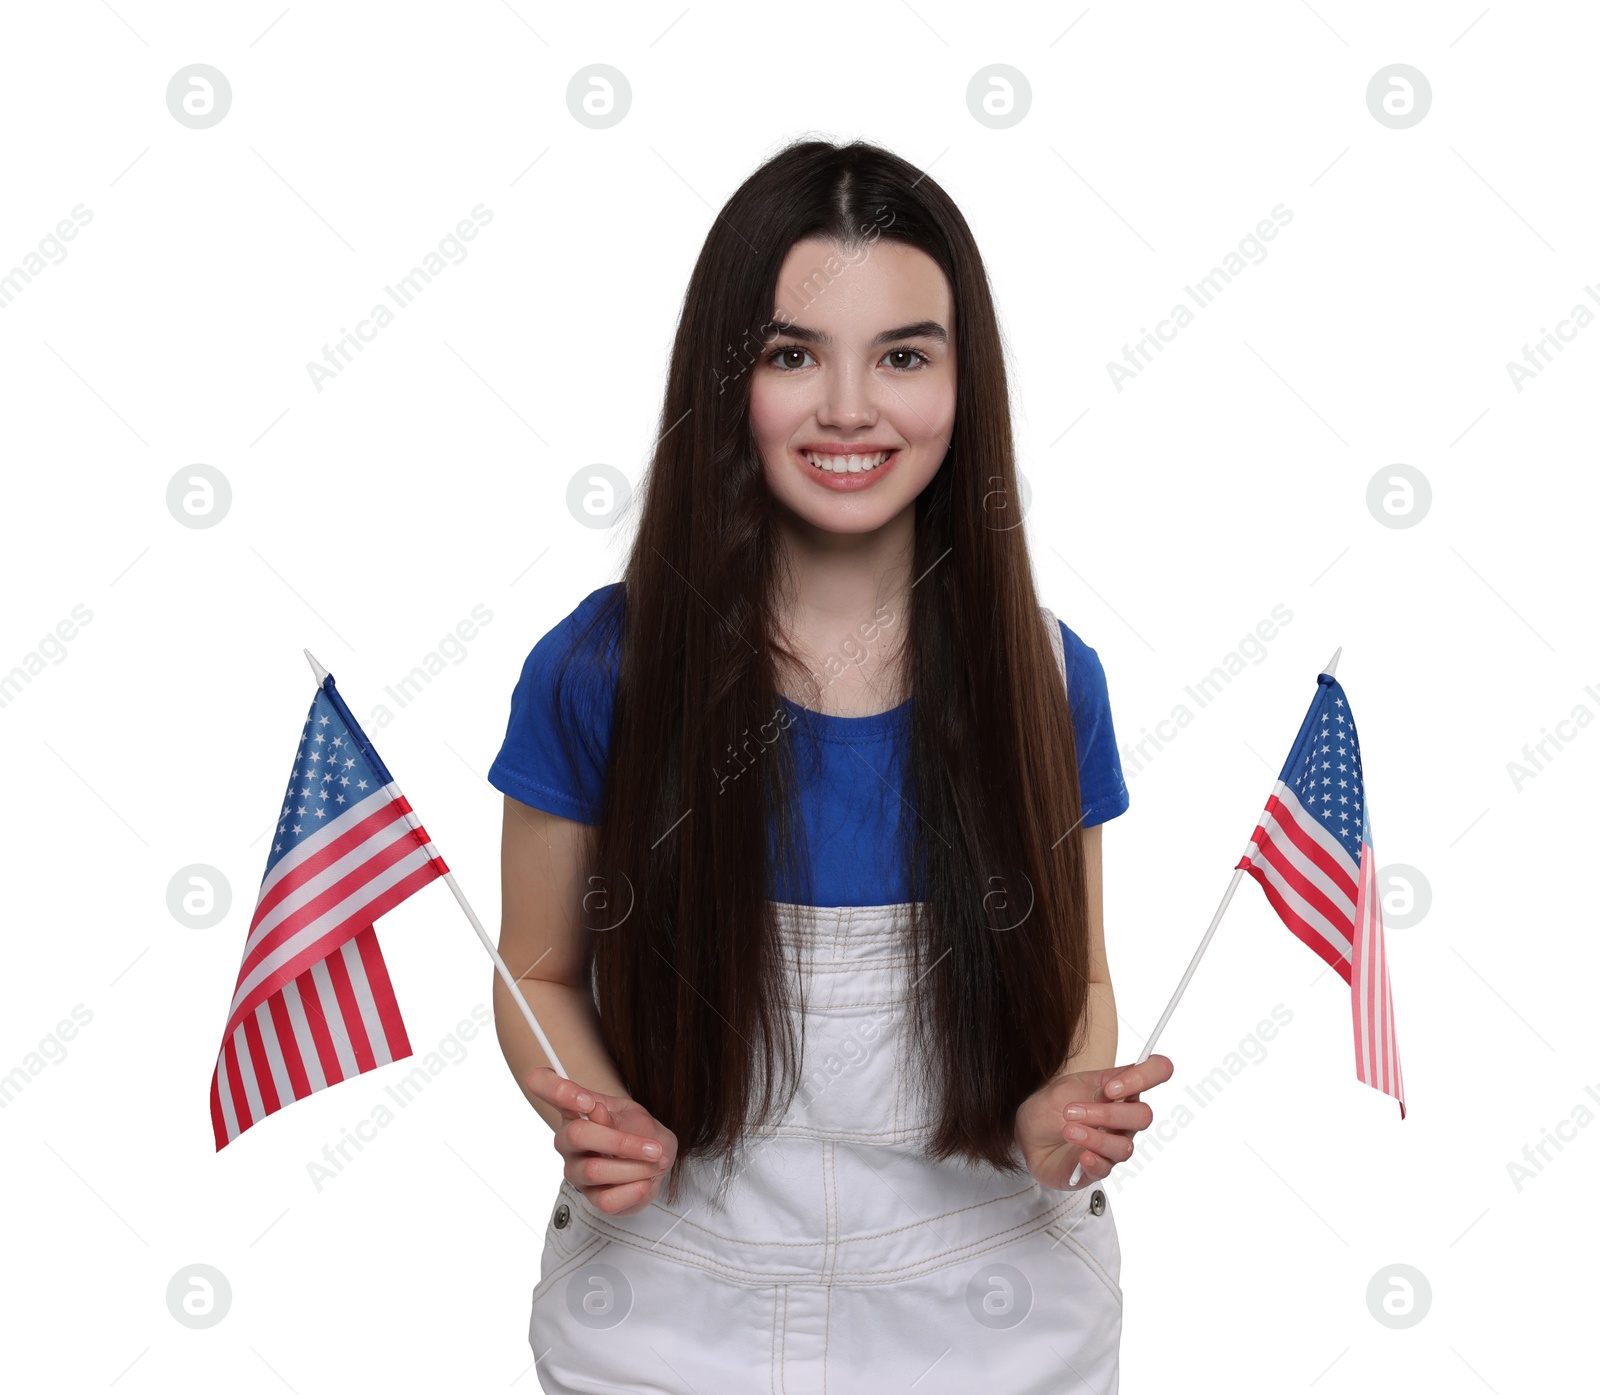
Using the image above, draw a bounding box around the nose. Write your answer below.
[815,350,880,431]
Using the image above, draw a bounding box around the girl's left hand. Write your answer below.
[1013,1055,1174,1191]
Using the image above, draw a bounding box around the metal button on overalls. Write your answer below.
[526,900,1126,1395]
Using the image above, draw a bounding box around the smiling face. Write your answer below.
[749,236,957,536]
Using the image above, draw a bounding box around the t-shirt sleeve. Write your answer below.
[1059,620,1130,827]
[486,586,621,825]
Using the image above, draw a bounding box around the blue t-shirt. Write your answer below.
[487,584,1129,907]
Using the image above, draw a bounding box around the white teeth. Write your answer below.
[803,450,891,474]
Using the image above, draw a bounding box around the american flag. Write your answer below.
[1236,668,1406,1118]
[209,669,449,1149]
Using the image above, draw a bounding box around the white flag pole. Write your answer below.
[304,650,586,1112]
[1064,647,1342,1189]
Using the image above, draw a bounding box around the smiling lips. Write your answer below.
[800,447,894,475]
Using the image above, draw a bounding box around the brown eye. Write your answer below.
[768,346,814,370]
[883,348,930,371]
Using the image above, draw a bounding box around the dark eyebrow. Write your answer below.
[766,319,948,349]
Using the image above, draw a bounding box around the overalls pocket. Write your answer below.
[529,1181,610,1312]
[1041,1185,1124,1308]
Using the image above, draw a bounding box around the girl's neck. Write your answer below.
[771,501,914,716]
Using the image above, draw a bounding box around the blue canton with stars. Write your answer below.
[265,678,396,882]
[1279,674,1372,858]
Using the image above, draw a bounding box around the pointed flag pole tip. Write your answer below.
[1321,645,1341,679]
[304,648,330,685]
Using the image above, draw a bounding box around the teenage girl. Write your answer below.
[488,138,1174,1394]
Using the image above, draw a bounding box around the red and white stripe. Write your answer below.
[210,782,447,1149]
[1351,839,1405,1117]
[1236,781,1405,1118]
[1236,783,1358,980]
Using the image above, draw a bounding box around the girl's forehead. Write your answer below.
[770,238,952,333]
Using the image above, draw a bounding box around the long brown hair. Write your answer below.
[552,139,1090,1200]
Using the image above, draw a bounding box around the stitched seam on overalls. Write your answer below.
[576,1227,831,1286]
[830,1186,1094,1272]
[779,1284,789,1394]
[552,1180,605,1256]
[822,1283,833,1395]
[828,1205,1079,1281]
[578,1209,1088,1289]
[826,1141,840,1284]
[1044,1220,1123,1305]
[832,1217,1077,1285]
[790,929,903,947]
[577,1191,1089,1286]
[821,1139,836,1285]
[769,1284,780,1395]
[528,1232,609,1310]
[805,988,912,1003]
[829,1180,1049,1244]
[892,999,909,1136]
[774,901,915,939]
[766,1122,934,1143]
[804,955,918,972]
[586,1156,1030,1255]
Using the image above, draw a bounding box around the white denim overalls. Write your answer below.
[527,612,1124,1394]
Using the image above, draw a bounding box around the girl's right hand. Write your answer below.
[526,1066,678,1218]
[1013,1054,1173,1191]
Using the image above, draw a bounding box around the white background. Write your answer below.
[1,2,1593,1390]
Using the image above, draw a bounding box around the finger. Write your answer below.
[1063,1122,1135,1164]
[526,1066,601,1118]
[587,1174,662,1215]
[1062,1100,1154,1133]
[1102,1054,1174,1099]
[571,1153,671,1189]
[1070,1148,1115,1186]
[562,1116,666,1163]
